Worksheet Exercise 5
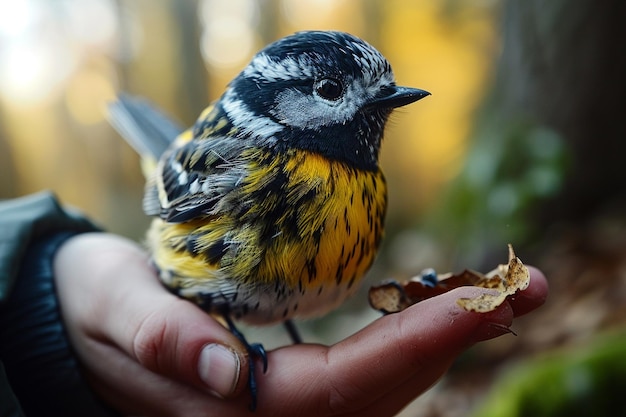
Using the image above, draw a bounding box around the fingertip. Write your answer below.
[528,266,549,302]
[160,306,250,398]
[197,343,244,398]
[468,300,516,343]
[121,295,250,400]
[510,265,549,317]
[388,286,516,353]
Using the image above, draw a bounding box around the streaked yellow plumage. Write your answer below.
[146,147,386,324]
[108,30,429,409]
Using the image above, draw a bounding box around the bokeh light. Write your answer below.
[0,0,120,107]
[199,0,258,68]
[0,0,500,243]
[280,0,364,33]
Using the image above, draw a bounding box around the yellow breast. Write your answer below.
[256,150,386,287]
[147,149,387,323]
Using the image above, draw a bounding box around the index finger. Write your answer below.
[254,289,511,416]
[509,266,548,316]
[253,267,548,416]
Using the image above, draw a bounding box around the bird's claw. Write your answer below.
[245,342,268,411]
[250,342,268,373]
[223,314,267,411]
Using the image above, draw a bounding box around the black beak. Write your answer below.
[368,86,430,109]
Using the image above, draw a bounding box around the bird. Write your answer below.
[108,30,429,410]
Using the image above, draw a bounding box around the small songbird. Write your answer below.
[108,30,429,409]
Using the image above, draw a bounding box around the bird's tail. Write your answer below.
[107,93,183,177]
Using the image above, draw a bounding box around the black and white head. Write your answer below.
[219,31,429,170]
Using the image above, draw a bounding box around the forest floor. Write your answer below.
[399,213,626,416]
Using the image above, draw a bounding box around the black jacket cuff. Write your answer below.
[0,232,119,417]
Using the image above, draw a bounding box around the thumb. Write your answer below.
[124,296,249,399]
[59,233,249,399]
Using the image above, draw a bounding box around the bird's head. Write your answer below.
[218,31,429,170]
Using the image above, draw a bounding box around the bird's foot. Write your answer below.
[223,315,268,411]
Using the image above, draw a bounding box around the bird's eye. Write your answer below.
[315,78,343,101]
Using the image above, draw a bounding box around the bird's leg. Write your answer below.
[283,319,302,344]
[222,314,267,411]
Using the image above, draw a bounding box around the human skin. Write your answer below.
[53,233,548,417]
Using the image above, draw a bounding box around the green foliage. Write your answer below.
[472,332,626,417]
[425,118,569,261]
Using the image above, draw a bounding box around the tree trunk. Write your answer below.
[496,0,626,227]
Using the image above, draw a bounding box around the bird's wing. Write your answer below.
[149,134,252,223]
[107,93,184,161]
[108,93,240,222]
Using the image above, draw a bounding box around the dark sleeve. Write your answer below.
[0,192,99,303]
[0,362,25,417]
[0,192,119,417]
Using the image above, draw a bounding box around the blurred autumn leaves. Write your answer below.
[0,0,499,244]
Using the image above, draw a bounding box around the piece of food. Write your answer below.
[369,245,530,314]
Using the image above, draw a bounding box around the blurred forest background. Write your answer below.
[1,0,626,416]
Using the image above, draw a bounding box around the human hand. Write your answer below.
[53,233,548,417]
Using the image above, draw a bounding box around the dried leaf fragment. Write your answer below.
[458,244,530,312]
[367,280,412,314]
[368,244,530,314]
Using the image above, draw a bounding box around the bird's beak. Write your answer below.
[368,86,430,109]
